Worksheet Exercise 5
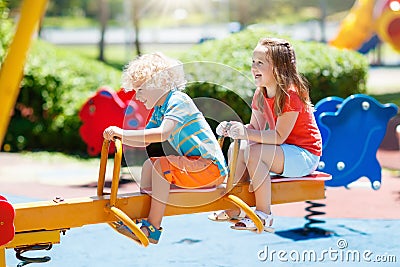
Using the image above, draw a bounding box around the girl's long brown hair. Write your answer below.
[256,37,312,116]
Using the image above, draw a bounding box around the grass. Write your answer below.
[42,16,98,28]
[59,43,195,70]
[19,150,100,163]
[42,12,214,29]
[371,93,400,108]
[59,44,129,70]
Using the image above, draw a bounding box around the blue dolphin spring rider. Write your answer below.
[314,94,398,189]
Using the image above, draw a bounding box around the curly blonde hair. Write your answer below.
[121,52,186,92]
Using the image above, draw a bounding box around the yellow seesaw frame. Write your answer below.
[1,138,328,266]
[0,1,329,265]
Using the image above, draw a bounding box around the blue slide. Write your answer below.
[357,34,381,54]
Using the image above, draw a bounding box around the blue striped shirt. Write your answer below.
[146,90,228,177]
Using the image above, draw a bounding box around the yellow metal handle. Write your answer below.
[217,136,224,148]
[109,207,149,247]
[110,139,122,206]
[98,138,149,246]
[97,139,110,196]
[97,138,123,203]
[226,194,264,233]
[225,139,240,193]
[217,136,240,192]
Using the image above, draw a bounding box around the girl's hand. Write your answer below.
[103,126,123,141]
[227,121,246,139]
[216,121,232,137]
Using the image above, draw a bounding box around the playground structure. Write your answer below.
[0,127,332,260]
[0,0,398,266]
[0,2,329,266]
[1,94,397,266]
[314,94,398,189]
[0,137,331,266]
[330,0,400,53]
[79,86,150,156]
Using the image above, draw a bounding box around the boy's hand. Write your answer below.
[103,126,123,140]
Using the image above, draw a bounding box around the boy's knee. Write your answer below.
[151,158,163,175]
[142,158,153,171]
[142,158,162,175]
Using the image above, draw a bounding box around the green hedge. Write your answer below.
[1,1,120,153]
[0,1,12,59]
[1,19,368,154]
[181,28,369,123]
[2,39,121,153]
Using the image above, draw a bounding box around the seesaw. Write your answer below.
[0,138,331,266]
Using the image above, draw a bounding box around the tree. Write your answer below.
[132,0,141,56]
[98,0,109,62]
[122,0,145,57]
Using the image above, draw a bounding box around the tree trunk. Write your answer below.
[132,1,141,56]
[98,0,109,62]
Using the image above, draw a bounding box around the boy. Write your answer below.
[103,52,228,244]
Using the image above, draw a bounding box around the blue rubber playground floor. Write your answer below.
[4,193,400,267]
[2,146,400,267]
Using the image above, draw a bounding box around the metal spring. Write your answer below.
[15,244,52,267]
[304,200,326,229]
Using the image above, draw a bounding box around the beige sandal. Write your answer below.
[231,210,274,233]
[208,209,246,222]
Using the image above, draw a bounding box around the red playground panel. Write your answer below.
[79,86,152,156]
[0,195,15,246]
[271,171,332,183]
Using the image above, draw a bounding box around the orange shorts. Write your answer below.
[150,155,225,189]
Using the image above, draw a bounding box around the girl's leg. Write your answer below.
[223,140,250,218]
[146,158,170,230]
[244,144,284,216]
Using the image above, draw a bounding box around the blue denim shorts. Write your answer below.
[279,144,320,177]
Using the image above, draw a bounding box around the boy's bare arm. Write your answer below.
[103,119,177,147]
[120,139,149,147]
[122,119,177,145]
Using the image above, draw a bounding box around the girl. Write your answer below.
[209,37,322,232]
